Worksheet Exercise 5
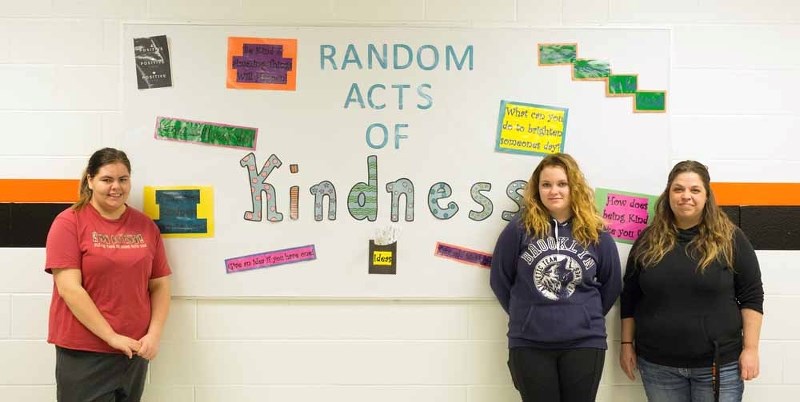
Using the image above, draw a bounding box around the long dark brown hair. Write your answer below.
[72,148,131,210]
[631,160,735,271]
[521,153,605,246]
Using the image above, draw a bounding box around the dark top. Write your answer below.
[490,216,622,350]
[620,226,764,367]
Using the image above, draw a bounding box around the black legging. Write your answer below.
[508,347,605,402]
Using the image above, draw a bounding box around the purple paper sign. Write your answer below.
[434,242,492,268]
[225,245,316,273]
[602,194,649,241]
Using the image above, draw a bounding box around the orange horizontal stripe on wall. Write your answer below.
[0,179,80,203]
[711,183,800,206]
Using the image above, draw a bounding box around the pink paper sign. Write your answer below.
[225,244,316,273]
[602,193,649,241]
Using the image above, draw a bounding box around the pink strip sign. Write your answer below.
[602,193,649,241]
[225,244,316,273]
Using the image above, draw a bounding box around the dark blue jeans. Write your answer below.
[637,357,744,402]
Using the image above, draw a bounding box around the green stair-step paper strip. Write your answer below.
[573,59,611,79]
[608,75,638,95]
[536,42,666,113]
[156,117,257,149]
[539,44,577,65]
[635,91,666,112]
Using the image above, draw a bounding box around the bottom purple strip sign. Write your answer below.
[434,242,492,268]
[225,244,316,273]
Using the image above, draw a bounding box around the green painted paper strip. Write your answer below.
[635,91,666,112]
[573,59,611,79]
[156,117,258,149]
[608,75,638,95]
[539,44,577,65]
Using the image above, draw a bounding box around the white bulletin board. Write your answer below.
[123,24,670,298]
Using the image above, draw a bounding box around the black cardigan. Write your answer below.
[620,226,763,367]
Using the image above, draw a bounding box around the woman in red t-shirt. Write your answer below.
[45,147,171,402]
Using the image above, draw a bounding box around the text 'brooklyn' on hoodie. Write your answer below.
[490,216,622,350]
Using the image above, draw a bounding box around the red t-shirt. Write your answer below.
[45,204,171,354]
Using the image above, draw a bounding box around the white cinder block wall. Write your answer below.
[1,1,798,401]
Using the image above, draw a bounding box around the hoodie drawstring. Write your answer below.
[553,219,560,257]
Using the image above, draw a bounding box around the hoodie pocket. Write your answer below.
[522,303,593,343]
[507,301,531,338]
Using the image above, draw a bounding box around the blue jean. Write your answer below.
[637,357,743,402]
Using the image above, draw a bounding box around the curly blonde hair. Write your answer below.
[520,153,605,246]
[631,160,735,271]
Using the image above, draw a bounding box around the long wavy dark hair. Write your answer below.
[520,153,605,246]
[631,160,735,271]
[72,148,131,210]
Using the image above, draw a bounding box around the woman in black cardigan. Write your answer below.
[619,160,763,402]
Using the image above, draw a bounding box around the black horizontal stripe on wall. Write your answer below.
[0,203,10,246]
[721,206,740,227]
[1,203,797,250]
[739,206,800,251]
[0,203,71,248]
